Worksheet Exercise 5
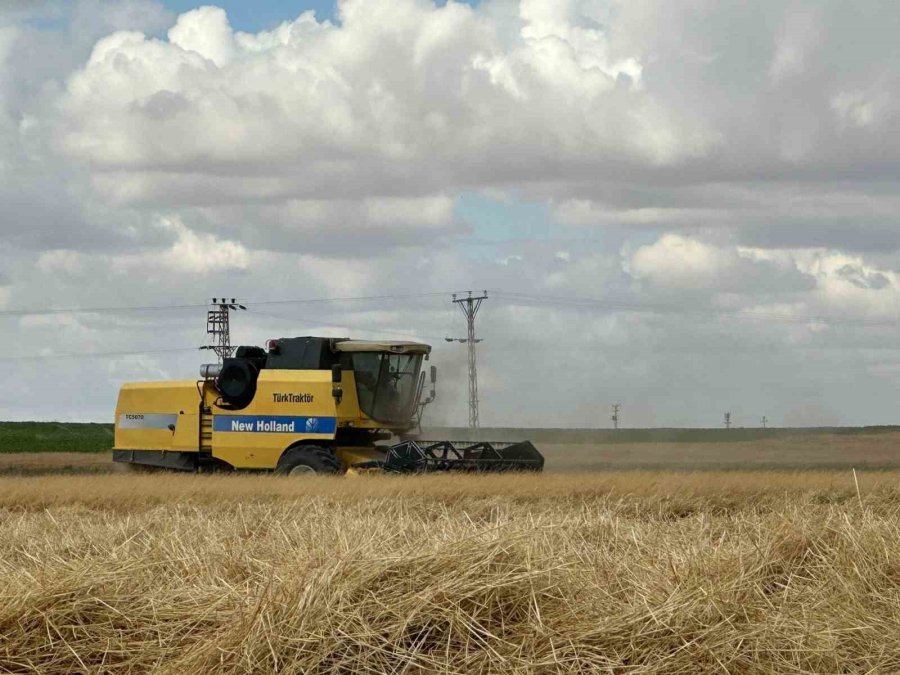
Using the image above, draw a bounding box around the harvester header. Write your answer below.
[113,335,544,475]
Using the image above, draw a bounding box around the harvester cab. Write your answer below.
[113,336,544,475]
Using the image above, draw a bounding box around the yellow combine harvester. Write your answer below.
[113,336,544,474]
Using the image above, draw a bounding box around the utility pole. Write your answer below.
[724,411,731,429]
[761,415,768,429]
[611,403,621,430]
[446,291,487,429]
[204,297,246,363]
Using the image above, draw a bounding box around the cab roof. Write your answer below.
[334,340,431,355]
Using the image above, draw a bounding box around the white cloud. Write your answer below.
[54,0,709,204]
[831,91,877,129]
[162,218,249,273]
[110,216,249,274]
[0,25,17,72]
[629,235,728,289]
[282,253,379,297]
[769,4,822,81]
[18,313,84,330]
[795,250,900,320]
[554,199,729,228]
[167,5,235,67]
[364,195,454,228]
[3,0,900,426]
[628,234,813,295]
[14,0,900,255]
[36,250,84,275]
[105,353,170,383]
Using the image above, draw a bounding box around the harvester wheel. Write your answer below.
[276,445,342,476]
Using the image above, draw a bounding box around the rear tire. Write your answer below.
[276,445,342,476]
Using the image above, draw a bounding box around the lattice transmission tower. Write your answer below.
[205,297,246,362]
[446,291,488,429]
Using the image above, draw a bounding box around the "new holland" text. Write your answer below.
[231,419,296,433]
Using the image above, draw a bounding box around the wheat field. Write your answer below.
[2,471,900,673]
[6,429,900,477]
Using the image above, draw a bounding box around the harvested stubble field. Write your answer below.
[0,452,111,475]
[3,472,900,673]
[5,429,900,476]
[540,430,900,471]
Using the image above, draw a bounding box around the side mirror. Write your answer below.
[430,365,437,384]
[331,364,343,404]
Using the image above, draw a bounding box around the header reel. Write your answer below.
[354,439,544,474]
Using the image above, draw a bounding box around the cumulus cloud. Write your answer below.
[12,0,900,253]
[54,0,707,200]
[167,5,236,66]
[2,0,900,426]
[36,250,84,275]
[110,216,250,274]
[628,234,814,295]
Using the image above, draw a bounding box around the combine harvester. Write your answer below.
[113,336,544,474]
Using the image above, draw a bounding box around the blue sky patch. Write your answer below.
[160,0,481,32]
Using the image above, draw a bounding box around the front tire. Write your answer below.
[276,445,342,476]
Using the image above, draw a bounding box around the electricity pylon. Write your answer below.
[204,297,246,362]
[446,291,487,429]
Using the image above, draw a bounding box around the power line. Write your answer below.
[0,302,208,318]
[250,291,461,308]
[0,300,447,362]
[489,290,900,328]
[246,309,447,342]
[0,347,199,363]
[5,287,900,367]
[3,288,896,328]
[0,294,453,363]
[0,291,464,320]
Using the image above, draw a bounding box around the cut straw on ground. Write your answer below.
[2,471,900,673]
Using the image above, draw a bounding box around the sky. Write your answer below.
[161,0,481,32]
[2,0,900,427]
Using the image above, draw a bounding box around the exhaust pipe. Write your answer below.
[200,363,222,379]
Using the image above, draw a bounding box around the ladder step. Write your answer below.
[199,401,213,455]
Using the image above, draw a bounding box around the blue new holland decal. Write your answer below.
[213,415,337,434]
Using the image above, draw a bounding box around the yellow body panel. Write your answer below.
[209,370,337,469]
[115,381,200,452]
[114,370,393,471]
